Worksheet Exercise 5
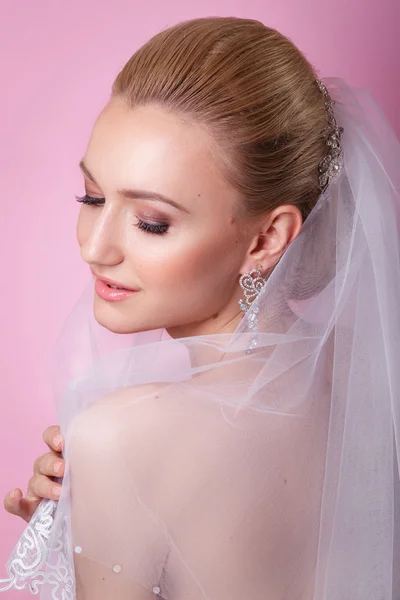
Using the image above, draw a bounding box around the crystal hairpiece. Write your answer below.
[316,79,344,193]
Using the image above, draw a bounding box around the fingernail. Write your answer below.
[54,462,63,474]
[11,489,16,500]
[53,487,61,497]
[54,435,62,448]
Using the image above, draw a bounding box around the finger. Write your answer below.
[43,425,64,453]
[4,488,23,514]
[38,452,65,477]
[3,489,35,523]
[33,453,47,475]
[28,473,61,501]
[33,452,65,478]
[17,496,46,521]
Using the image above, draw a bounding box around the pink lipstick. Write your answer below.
[91,269,138,302]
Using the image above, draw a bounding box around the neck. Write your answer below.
[166,308,244,340]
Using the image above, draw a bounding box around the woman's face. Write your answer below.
[77,96,255,337]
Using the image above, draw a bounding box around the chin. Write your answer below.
[95,317,132,334]
[92,300,155,335]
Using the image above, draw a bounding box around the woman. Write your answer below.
[1,16,400,600]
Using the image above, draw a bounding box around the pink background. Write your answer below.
[0,1,399,596]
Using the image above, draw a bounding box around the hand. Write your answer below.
[3,425,65,523]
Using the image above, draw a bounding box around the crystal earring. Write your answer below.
[238,266,267,354]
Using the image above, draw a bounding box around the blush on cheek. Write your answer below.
[153,245,214,286]
[151,235,240,297]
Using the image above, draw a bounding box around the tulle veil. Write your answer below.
[1,77,400,599]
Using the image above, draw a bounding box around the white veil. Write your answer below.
[1,77,399,599]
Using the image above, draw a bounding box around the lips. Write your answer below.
[105,283,126,290]
[90,268,137,292]
[94,278,137,302]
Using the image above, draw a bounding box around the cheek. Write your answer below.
[76,206,88,246]
[76,208,94,246]
[133,230,240,293]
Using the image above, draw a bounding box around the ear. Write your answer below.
[240,205,303,274]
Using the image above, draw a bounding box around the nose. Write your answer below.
[79,204,125,267]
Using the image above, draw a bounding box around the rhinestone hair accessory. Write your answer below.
[317,79,345,193]
[238,267,267,353]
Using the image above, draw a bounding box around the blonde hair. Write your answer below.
[112,16,328,221]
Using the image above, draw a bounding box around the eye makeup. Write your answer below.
[75,194,170,235]
[75,194,105,206]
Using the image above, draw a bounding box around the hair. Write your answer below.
[112,16,329,222]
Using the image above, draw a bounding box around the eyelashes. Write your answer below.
[134,220,169,235]
[75,194,170,235]
[75,194,105,206]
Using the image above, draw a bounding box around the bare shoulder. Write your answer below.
[66,378,231,504]
[66,380,197,458]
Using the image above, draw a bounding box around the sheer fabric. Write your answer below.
[1,77,400,599]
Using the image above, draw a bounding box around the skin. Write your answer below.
[4,97,302,522]
[4,426,64,522]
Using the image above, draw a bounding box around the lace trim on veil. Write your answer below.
[0,498,75,598]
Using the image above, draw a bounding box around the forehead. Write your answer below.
[84,97,240,215]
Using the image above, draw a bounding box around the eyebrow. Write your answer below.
[79,159,189,213]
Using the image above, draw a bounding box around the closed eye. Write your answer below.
[75,194,169,235]
[75,194,105,206]
[134,220,169,235]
